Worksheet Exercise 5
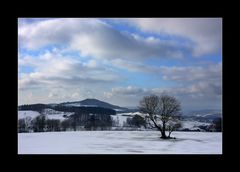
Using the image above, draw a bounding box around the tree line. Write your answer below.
[18,112,114,133]
[18,113,149,133]
[18,94,222,136]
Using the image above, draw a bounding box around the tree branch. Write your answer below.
[149,116,162,131]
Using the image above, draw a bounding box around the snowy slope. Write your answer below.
[18,111,41,120]
[18,110,214,131]
[18,131,222,154]
[182,121,211,130]
[60,98,126,110]
[111,115,130,126]
[45,114,68,121]
[18,109,74,121]
[64,103,98,107]
[120,112,144,116]
[111,112,143,126]
[42,109,74,121]
[111,112,212,131]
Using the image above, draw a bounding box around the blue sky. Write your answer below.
[18,18,222,111]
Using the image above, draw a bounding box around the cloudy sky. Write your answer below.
[18,18,222,111]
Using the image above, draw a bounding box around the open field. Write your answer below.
[18,131,222,154]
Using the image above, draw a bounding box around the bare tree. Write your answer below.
[139,94,181,139]
[18,119,26,133]
[166,119,182,138]
[61,119,71,131]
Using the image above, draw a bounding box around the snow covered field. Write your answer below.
[18,110,73,121]
[18,111,41,119]
[18,131,222,154]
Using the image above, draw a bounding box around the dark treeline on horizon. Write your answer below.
[18,104,116,115]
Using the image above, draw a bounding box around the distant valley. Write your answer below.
[18,98,222,132]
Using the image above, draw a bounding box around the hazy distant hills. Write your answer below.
[18,98,222,132]
[59,98,138,113]
[181,109,222,123]
[185,109,222,116]
[59,98,127,110]
[19,98,221,117]
[19,98,137,113]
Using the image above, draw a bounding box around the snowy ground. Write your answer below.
[18,131,222,154]
[18,111,41,119]
[181,120,210,130]
[18,110,73,121]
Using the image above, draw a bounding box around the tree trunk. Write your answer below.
[161,122,167,138]
[161,130,167,138]
[168,131,172,138]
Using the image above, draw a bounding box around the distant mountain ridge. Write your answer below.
[19,99,221,116]
[18,98,138,113]
[59,98,128,110]
[18,99,222,132]
[185,109,222,116]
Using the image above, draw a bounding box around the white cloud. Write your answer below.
[71,92,80,99]
[84,59,97,68]
[110,58,222,87]
[103,92,113,99]
[110,59,151,73]
[160,62,222,83]
[18,50,121,92]
[48,92,58,98]
[103,82,222,110]
[18,18,192,60]
[18,18,222,110]
[111,86,145,96]
[18,18,85,49]
[106,81,221,98]
[102,61,222,109]
[113,18,222,56]
[70,29,190,60]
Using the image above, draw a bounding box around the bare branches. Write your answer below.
[139,95,159,116]
[145,117,156,129]
[139,94,182,139]
[167,119,182,137]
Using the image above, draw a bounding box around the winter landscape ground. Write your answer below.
[18,131,222,154]
[18,18,222,155]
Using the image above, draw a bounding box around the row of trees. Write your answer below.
[18,115,62,132]
[18,94,221,137]
[17,94,184,137]
[18,113,114,133]
[18,113,150,133]
[18,104,49,112]
[71,113,112,131]
[125,115,147,128]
